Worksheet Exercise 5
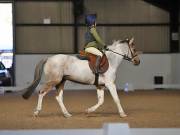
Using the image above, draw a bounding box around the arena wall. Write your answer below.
[15,0,170,54]
[15,54,180,90]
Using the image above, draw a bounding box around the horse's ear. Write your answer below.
[129,37,134,45]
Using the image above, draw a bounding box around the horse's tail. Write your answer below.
[22,58,47,100]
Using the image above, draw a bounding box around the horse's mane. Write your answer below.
[120,38,130,43]
[112,39,128,46]
[112,40,120,45]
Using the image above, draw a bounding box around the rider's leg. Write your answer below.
[85,47,103,74]
[85,47,103,57]
[95,55,101,74]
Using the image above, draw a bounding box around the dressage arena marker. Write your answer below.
[103,123,130,135]
[0,87,5,95]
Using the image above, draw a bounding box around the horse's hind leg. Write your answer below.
[86,86,105,113]
[34,81,58,117]
[55,80,72,118]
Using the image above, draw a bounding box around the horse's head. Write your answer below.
[125,38,140,66]
[107,38,140,66]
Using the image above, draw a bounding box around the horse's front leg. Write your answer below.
[86,86,105,113]
[105,81,127,118]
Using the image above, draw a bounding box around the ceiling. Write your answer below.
[143,0,179,12]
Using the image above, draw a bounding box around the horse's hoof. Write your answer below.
[120,113,127,118]
[33,110,39,117]
[85,109,90,113]
[85,108,93,113]
[64,113,72,118]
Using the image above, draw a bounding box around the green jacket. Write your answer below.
[84,27,105,51]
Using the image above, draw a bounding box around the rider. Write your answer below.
[84,14,107,75]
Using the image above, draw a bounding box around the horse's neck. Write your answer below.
[106,44,125,72]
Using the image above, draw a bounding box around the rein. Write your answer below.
[106,46,137,62]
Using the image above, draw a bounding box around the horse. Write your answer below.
[22,37,140,118]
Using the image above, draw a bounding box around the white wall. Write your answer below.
[116,54,172,89]
[171,54,180,84]
[15,54,180,90]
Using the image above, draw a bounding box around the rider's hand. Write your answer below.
[104,45,109,51]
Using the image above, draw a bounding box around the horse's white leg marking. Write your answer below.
[34,92,47,116]
[55,81,72,118]
[86,88,104,113]
[105,81,127,117]
[56,90,72,118]
[34,81,58,117]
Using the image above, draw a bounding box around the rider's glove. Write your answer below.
[104,45,109,51]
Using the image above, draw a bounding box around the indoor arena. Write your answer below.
[0,0,180,135]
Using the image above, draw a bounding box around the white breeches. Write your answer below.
[85,47,103,57]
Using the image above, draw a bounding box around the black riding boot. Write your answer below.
[95,56,101,75]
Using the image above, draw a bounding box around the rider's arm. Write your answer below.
[90,27,105,47]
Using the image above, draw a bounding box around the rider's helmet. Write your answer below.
[85,14,97,26]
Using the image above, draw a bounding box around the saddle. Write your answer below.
[78,50,109,74]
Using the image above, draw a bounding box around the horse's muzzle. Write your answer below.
[132,58,140,66]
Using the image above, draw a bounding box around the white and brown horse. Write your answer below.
[22,38,140,118]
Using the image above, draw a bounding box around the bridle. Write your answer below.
[106,43,138,62]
